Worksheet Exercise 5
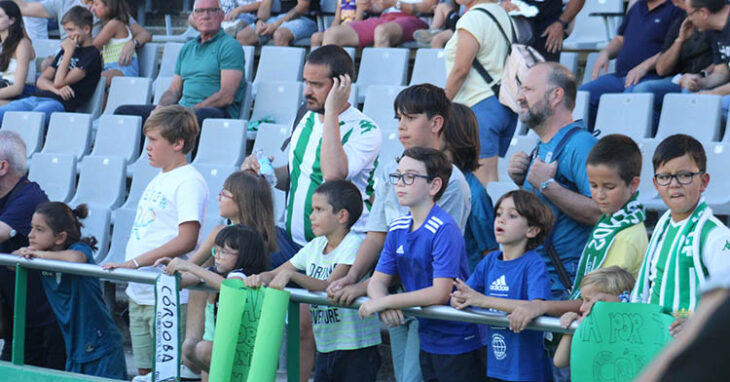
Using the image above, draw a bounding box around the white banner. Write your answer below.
[153,274,180,382]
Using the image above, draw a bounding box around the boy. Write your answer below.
[0,6,101,124]
[103,105,209,378]
[359,147,484,381]
[632,134,730,330]
[245,180,382,381]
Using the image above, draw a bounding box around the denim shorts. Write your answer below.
[104,56,139,77]
[259,14,317,43]
[471,95,518,158]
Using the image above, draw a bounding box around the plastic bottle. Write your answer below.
[255,149,277,186]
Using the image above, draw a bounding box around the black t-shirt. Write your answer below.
[34,45,102,112]
[278,0,319,20]
[523,0,563,33]
[710,13,730,65]
[661,16,713,75]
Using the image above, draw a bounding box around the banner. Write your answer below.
[153,273,180,382]
[247,287,290,381]
[570,302,674,381]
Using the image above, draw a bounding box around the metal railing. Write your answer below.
[0,254,576,382]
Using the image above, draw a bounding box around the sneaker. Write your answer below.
[180,364,202,381]
[131,374,151,382]
[413,29,442,45]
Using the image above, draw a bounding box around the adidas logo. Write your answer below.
[396,245,404,255]
[489,275,509,292]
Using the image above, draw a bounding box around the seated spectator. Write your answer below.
[222,0,261,43]
[412,0,459,48]
[579,0,684,131]
[0,1,36,105]
[115,0,245,127]
[311,0,361,47]
[91,0,139,88]
[322,0,437,48]
[236,0,318,46]
[0,6,101,124]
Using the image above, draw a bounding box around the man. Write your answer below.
[236,0,318,46]
[0,131,65,369]
[114,0,245,126]
[579,0,684,131]
[241,44,382,381]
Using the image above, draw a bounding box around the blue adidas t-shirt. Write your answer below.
[375,204,482,355]
[40,242,124,363]
[523,122,596,294]
[467,249,552,381]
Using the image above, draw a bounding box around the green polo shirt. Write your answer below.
[175,29,245,118]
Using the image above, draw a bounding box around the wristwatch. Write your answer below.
[540,178,556,191]
[133,38,140,48]
[557,18,569,30]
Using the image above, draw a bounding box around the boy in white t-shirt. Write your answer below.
[246,180,382,381]
[103,105,209,378]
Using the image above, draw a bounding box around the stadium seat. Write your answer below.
[240,80,253,120]
[410,49,446,88]
[253,46,306,93]
[69,155,127,210]
[153,76,173,105]
[497,134,538,182]
[40,112,92,158]
[196,164,237,218]
[1,111,45,156]
[594,93,653,138]
[704,142,730,214]
[635,138,662,208]
[137,42,162,79]
[32,39,61,72]
[250,81,303,127]
[377,129,404,178]
[104,76,153,115]
[656,94,722,143]
[559,52,579,75]
[574,90,590,125]
[582,52,616,85]
[242,45,255,83]
[251,123,291,167]
[105,207,135,265]
[157,42,183,78]
[356,48,409,103]
[121,159,159,209]
[486,182,519,203]
[91,115,143,163]
[563,0,623,51]
[193,119,247,167]
[362,85,406,131]
[79,206,111,264]
[77,77,106,119]
[28,153,77,202]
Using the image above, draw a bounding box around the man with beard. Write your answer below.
[507,62,600,300]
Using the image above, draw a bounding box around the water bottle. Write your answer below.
[255,149,277,186]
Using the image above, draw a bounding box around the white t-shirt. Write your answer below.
[382,0,421,14]
[289,232,382,352]
[125,164,209,305]
[286,106,382,246]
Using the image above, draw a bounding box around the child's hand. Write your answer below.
[379,309,404,327]
[153,257,173,268]
[268,270,291,290]
[358,298,386,319]
[224,9,240,21]
[164,258,192,275]
[56,85,75,101]
[560,312,581,329]
[244,272,273,288]
[61,37,77,53]
[669,317,688,337]
[508,301,545,333]
[450,278,480,310]
[13,247,38,259]
[328,282,367,306]
[102,260,136,270]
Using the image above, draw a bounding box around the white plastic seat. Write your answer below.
[704,143,730,214]
[69,155,127,210]
[252,123,291,167]
[582,52,616,85]
[410,49,446,88]
[196,164,237,218]
[91,115,142,163]
[157,42,183,78]
[28,153,77,202]
[79,206,111,264]
[376,129,404,179]
[77,77,106,119]
[32,38,61,59]
[574,90,590,125]
[104,76,152,115]
[242,45,255,83]
[137,43,161,79]
[656,94,722,143]
[594,93,653,138]
[1,111,45,156]
[193,119,247,167]
[153,76,173,105]
[362,85,406,131]
[635,138,662,208]
[122,159,159,209]
[40,112,92,158]
[498,134,539,182]
[563,0,623,51]
[105,207,136,265]
[486,182,519,203]
[253,46,306,93]
[250,81,303,127]
[559,52,579,75]
[356,48,409,103]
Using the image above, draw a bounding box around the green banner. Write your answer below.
[570,302,674,381]
[248,288,290,381]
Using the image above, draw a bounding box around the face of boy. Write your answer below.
[393,156,438,207]
[62,22,89,44]
[145,128,184,172]
[586,164,639,216]
[493,196,536,246]
[309,193,342,237]
[397,112,438,150]
[579,283,600,317]
[653,153,709,222]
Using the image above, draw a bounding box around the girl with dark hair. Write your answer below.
[91,0,139,86]
[0,0,35,103]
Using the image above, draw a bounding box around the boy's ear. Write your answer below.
[172,138,185,152]
[699,172,710,193]
[54,231,68,247]
[526,226,540,239]
[629,176,640,194]
[430,114,444,135]
[429,176,443,198]
[336,208,349,225]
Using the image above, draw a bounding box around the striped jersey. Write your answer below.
[286,106,382,246]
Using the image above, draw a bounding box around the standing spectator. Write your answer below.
[236,0,318,46]
[0,1,36,104]
[91,0,140,87]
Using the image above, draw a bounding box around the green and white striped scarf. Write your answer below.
[631,200,711,314]
[569,193,646,300]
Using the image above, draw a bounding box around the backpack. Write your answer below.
[470,7,545,114]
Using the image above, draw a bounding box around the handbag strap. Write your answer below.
[469,7,516,93]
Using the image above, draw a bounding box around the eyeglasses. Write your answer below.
[654,171,703,186]
[687,8,700,17]
[218,189,233,200]
[193,7,221,15]
[388,172,433,185]
[212,246,236,259]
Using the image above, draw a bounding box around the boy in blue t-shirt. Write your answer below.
[359,147,484,381]
[451,189,555,381]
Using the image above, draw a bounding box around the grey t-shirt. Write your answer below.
[41,0,137,38]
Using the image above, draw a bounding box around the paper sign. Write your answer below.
[247,287,290,381]
[153,274,180,382]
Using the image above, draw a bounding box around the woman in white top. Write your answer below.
[0,0,35,105]
[444,0,517,186]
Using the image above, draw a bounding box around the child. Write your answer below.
[358,147,484,381]
[246,180,382,381]
[450,189,554,382]
[0,6,101,123]
[157,224,268,376]
[631,134,730,332]
[14,202,126,379]
[310,0,361,47]
[91,0,139,86]
[553,266,635,368]
[103,105,209,377]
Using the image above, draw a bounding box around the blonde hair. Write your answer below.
[580,266,635,296]
[143,105,200,154]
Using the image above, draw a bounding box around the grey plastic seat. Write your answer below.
[196,164,237,218]
[40,112,92,158]
[138,43,161,79]
[242,45,255,83]
[1,111,45,156]
[250,81,303,127]
[656,94,722,143]
[362,85,406,131]
[410,49,446,88]
[356,48,409,103]
[79,206,111,264]
[157,42,183,78]
[153,76,173,105]
[28,153,77,202]
[194,119,247,167]
[105,207,136,265]
[574,90,590,125]
[704,143,730,214]
[252,123,291,167]
[122,159,159,210]
[563,0,623,51]
[498,134,538,182]
[240,80,253,120]
[376,129,404,178]
[91,115,142,163]
[253,46,306,93]
[104,77,153,114]
[486,182,519,203]
[77,77,106,119]
[635,138,662,208]
[594,93,653,138]
[560,52,579,75]
[69,155,126,210]
[582,52,616,85]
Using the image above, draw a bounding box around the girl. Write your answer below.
[450,190,554,382]
[91,0,139,88]
[14,202,126,379]
[310,0,362,47]
[156,224,268,377]
[0,1,35,105]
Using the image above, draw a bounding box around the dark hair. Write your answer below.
[34,202,98,252]
[398,147,452,201]
[61,5,94,29]
[443,103,480,172]
[223,171,278,253]
[537,62,577,110]
[0,1,25,73]
[144,105,200,154]
[652,134,706,173]
[495,190,554,250]
[690,0,726,13]
[394,84,451,125]
[97,0,131,24]
[313,180,363,229]
[587,134,642,185]
[305,44,355,79]
[214,224,268,276]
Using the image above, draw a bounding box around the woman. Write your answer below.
[444,0,517,186]
[0,0,35,105]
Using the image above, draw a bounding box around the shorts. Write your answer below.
[314,345,381,382]
[471,95,518,158]
[104,56,139,77]
[349,13,428,47]
[259,14,317,44]
[67,347,128,379]
[129,300,188,370]
[202,301,215,342]
[236,12,257,25]
[419,348,487,382]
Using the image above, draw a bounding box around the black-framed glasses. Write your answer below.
[389,172,433,185]
[193,7,222,15]
[654,171,703,186]
[687,8,700,17]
